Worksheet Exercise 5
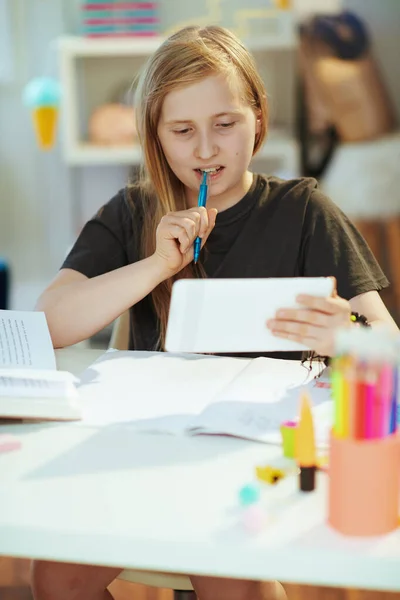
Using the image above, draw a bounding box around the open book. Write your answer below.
[76,350,333,447]
[0,310,81,420]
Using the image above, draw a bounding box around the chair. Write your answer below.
[109,311,196,600]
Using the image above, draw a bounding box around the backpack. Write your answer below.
[298,11,396,178]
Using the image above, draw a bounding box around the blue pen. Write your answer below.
[193,171,208,264]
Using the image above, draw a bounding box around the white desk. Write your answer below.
[0,348,399,592]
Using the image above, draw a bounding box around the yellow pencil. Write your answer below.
[331,355,352,438]
[295,392,317,492]
[341,357,351,438]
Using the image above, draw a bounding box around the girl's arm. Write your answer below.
[37,205,217,349]
[36,256,165,348]
[349,290,398,331]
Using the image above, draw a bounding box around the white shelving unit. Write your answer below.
[58,15,299,175]
[64,128,298,167]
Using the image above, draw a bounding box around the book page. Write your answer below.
[0,310,56,370]
[0,369,78,398]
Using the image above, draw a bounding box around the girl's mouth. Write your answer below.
[194,166,225,180]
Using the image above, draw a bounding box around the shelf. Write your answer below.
[66,142,142,165]
[58,36,163,57]
[64,129,298,166]
[58,17,299,176]
[58,29,296,58]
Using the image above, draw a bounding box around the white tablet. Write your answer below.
[165,277,334,353]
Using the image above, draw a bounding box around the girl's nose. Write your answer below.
[194,131,218,160]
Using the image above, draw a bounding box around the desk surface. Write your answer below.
[0,347,399,591]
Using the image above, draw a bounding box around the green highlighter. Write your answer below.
[280,420,297,459]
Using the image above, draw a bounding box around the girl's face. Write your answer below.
[157,73,261,211]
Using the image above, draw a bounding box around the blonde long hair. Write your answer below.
[129,25,268,349]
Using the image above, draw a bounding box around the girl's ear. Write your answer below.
[254,109,262,135]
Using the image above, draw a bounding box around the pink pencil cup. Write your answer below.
[328,432,400,536]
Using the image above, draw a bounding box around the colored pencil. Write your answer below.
[296,393,316,492]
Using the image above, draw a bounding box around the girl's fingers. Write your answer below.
[268,319,320,341]
[194,206,210,238]
[160,207,216,257]
[164,216,199,247]
[272,330,319,348]
[330,276,337,296]
[170,225,191,252]
[273,308,329,328]
[201,208,218,246]
[167,208,209,238]
[208,207,218,227]
[296,294,342,314]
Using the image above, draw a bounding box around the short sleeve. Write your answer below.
[61,189,135,278]
[300,190,389,300]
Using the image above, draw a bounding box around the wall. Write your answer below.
[0,0,74,308]
[1,0,399,310]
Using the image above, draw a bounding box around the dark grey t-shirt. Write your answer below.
[62,174,389,358]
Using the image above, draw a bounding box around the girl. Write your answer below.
[32,25,396,600]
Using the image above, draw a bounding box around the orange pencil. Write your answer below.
[295,392,317,492]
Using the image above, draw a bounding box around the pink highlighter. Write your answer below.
[0,434,21,453]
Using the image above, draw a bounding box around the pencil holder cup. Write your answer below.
[328,432,400,536]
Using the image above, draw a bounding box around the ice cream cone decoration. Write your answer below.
[23,78,61,150]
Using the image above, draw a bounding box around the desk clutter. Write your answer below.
[238,327,400,537]
[329,328,400,536]
[1,309,400,540]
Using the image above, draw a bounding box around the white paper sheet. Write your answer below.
[78,351,252,429]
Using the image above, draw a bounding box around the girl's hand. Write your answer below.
[153,206,218,277]
[267,279,351,357]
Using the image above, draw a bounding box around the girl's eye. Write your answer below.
[174,128,191,135]
[218,122,235,129]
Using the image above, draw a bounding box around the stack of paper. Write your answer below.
[77,350,332,446]
[0,309,332,438]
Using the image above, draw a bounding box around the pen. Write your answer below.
[193,171,208,264]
